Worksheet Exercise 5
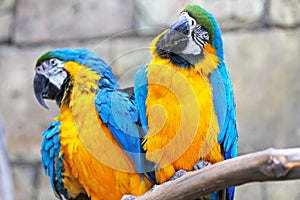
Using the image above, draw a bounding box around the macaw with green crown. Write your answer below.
[34,49,156,200]
[134,4,238,199]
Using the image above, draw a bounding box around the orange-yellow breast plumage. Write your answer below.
[58,62,152,199]
[144,43,224,183]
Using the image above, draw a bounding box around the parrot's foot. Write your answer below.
[193,159,211,170]
[169,169,188,181]
[121,195,137,200]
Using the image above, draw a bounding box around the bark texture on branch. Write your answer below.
[136,148,300,200]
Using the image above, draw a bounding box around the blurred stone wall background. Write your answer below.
[0,0,299,199]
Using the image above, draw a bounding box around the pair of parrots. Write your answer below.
[33,5,238,200]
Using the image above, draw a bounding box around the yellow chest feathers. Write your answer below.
[57,62,151,199]
[144,54,223,180]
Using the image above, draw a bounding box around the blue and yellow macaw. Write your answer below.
[134,5,238,199]
[34,49,155,200]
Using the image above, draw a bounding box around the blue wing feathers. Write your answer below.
[95,87,156,181]
[41,120,68,199]
[129,103,139,122]
[227,186,235,200]
[49,159,55,192]
[210,69,227,132]
[134,64,149,134]
[132,64,157,184]
[211,63,237,200]
[95,88,145,172]
[49,148,55,159]
[210,63,238,161]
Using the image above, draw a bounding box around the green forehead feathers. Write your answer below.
[183,4,216,44]
[36,52,62,66]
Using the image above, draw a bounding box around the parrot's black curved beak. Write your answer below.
[169,15,189,35]
[155,15,190,56]
[33,73,60,109]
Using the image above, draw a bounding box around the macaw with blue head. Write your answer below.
[33,49,155,200]
[134,5,238,199]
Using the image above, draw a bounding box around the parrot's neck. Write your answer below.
[55,63,101,197]
[151,43,220,78]
[194,43,220,77]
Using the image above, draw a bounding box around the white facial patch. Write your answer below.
[36,59,67,89]
[49,70,68,89]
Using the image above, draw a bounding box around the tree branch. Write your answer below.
[136,148,300,200]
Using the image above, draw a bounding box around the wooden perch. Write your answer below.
[136,148,300,200]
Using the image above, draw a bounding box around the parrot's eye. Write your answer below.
[192,25,210,47]
[202,32,209,40]
[36,66,43,73]
[49,58,58,67]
